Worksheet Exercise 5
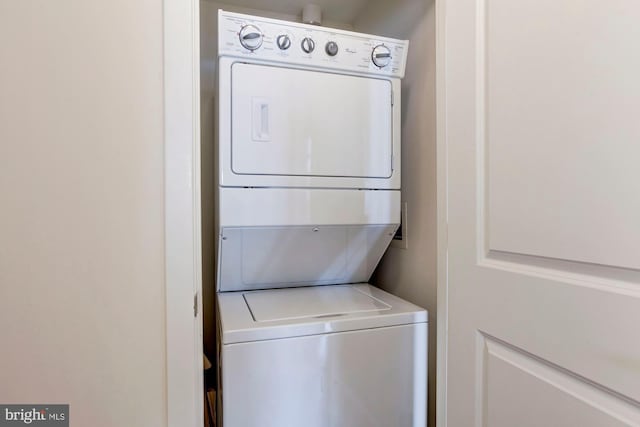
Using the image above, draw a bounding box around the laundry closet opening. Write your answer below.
[199,1,436,426]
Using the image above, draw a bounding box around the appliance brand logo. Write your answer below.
[0,406,68,426]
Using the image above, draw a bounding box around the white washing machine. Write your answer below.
[215,10,427,427]
[218,284,427,427]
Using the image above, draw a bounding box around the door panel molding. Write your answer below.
[474,0,640,272]
[479,333,640,426]
[483,251,640,295]
[475,0,489,262]
[481,0,640,270]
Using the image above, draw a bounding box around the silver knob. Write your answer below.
[371,44,392,67]
[276,34,291,50]
[301,37,315,53]
[239,25,263,51]
[325,41,339,56]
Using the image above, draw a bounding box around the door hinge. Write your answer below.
[194,293,198,317]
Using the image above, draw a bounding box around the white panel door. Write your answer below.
[231,63,393,178]
[441,0,640,426]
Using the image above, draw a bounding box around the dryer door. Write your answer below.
[231,63,393,180]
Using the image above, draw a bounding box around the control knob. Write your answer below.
[301,37,315,53]
[325,41,339,56]
[371,44,392,67]
[276,34,292,50]
[239,24,263,51]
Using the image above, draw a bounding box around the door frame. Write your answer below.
[436,0,448,426]
[163,0,203,425]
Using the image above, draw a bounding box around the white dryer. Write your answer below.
[215,10,427,427]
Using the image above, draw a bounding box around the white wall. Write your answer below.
[354,2,437,426]
[0,1,167,426]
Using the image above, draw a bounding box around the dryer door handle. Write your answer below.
[252,97,270,142]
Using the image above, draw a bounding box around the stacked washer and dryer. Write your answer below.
[215,10,427,427]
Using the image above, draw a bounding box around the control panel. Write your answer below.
[218,10,409,78]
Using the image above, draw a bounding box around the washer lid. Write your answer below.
[244,285,391,322]
[217,284,428,344]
